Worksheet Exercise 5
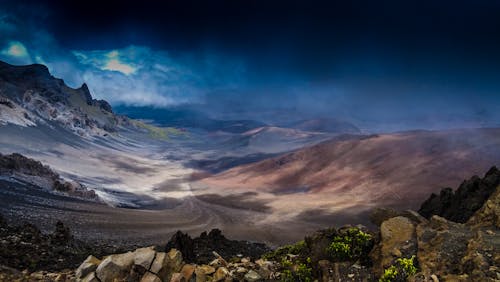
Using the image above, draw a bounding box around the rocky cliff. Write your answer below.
[0,153,99,200]
[0,61,128,137]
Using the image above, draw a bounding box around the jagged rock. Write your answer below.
[141,272,162,282]
[75,255,101,279]
[244,270,261,282]
[419,167,500,223]
[370,216,417,276]
[95,252,135,282]
[166,229,269,264]
[134,246,156,269]
[467,184,500,228]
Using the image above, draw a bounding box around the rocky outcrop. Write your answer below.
[370,169,500,282]
[0,152,99,200]
[0,60,125,136]
[419,166,500,223]
[165,229,270,264]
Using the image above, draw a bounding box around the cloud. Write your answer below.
[0,40,32,64]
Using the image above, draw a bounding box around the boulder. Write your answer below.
[169,272,184,282]
[195,264,215,282]
[181,264,196,281]
[75,255,101,279]
[95,252,135,282]
[150,249,184,281]
[370,216,417,276]
[134,246,156,269]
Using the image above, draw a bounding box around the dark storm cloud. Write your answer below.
[1,0,500,130]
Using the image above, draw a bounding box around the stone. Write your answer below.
[141,272,162,282]
[213,267,229,281]
[244,270,261,282]
[195,264,215,282]
[134,246,156,269]
[150,250,184,281]
[80,271,100,282]
[181,264,196,281]
[370,216,417,276]
[75,255,101,279]
[95,252,135,282]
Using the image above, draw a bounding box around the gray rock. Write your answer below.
[75,255,101,279]
[95,252,135,282]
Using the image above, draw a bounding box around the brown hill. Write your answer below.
[201,128,500,224]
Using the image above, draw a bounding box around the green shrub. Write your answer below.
[379,255,417,282]
[280,257,313,282]
[326,228,373,261]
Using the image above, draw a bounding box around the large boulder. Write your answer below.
[370,216,417,276]
[75,255,101,279]
[95,252,135,282]
[150,249,183,281]
[133,246,156,270]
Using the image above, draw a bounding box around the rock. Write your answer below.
[213,267,230,281]
[75,255,101,279]
[95,252,135,282]
[244,270,261,282]
[370,216,417,276]
[150,250,184,281]
[141,272,162,282]
[195,264,215,282]
[80,271,100,282]
[181,264,196,281]
[166,231,195,262]
[467,184,500,228]
[134,246,156,269]
[419,166,500,223]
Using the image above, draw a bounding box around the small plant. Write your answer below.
[379,266,398,282]
[379,255,417,282]
[326,227,373,261]
[280,256,313,282]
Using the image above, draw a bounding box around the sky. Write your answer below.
[0,0,499,130]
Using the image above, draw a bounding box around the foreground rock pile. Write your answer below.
[76,247,279,282]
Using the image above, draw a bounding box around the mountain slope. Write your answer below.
[201,128,500,220]
[0,61,128,137]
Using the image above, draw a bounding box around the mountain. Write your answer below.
[0,61,128,137]
[201,128,500,218]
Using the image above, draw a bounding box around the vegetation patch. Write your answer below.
[379,256,417,282]
[131,120,187,140]
[326,227,373,261]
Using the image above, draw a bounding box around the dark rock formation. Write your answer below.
[418,166,500,223]
[0,153,99,200]
[165,229,270,264]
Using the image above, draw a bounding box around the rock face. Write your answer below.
[165,229,270,264]
[419,166,500,223]
[0,60,126,136]
[371,173,500,282]
[0,152,99,200]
